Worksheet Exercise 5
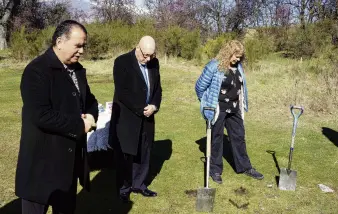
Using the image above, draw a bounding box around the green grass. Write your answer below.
[0,56,337,213]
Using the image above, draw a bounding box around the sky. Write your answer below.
[135,0,144,7]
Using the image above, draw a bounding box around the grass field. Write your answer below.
[0,54,337,214]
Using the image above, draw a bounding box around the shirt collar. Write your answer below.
[138,62,147,68]
[63,64,75,72]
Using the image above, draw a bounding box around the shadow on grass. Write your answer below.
[77,149,133,213]
[146,139,173,186]
[322,127,338,147]
[76,168,133,214]
[0,140,172,214]
[0,198,21,214]
[195,134,236,172]
[266,150,281,187]
[78,139,173,213]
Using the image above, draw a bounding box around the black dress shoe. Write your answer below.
[132,188,157,197]
[119,192,131,203]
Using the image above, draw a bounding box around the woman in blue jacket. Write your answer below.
[195,40,263,184]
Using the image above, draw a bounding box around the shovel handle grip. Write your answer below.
[203,107,216,128]
[290,105,304,140]
[203,107,216,112]
[290,106,304,119]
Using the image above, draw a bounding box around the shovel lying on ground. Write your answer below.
[196,107,216,212]
[279,105,304,191]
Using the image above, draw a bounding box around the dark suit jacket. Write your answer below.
[15,48,98,204]
[109,49,162,155]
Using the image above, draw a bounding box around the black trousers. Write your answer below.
[114,121,152,194]
[210,111,252,175]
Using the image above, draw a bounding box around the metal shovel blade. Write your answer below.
[279,168,297,191]
[196,187,216,212]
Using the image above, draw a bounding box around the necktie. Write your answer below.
[140,65,150,103]
[68,69,80,92]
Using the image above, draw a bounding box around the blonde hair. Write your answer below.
[215,40,244,72]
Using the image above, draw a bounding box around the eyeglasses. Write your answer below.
[139,47,156,59]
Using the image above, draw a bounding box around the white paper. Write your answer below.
[318,184,334,193]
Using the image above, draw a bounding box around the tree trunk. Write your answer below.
[0,0,18,50]
[216,0,222,35]
[0,24,7,49]
[335,0,338,20]
[300,0,306,29]
[216,11,221,34]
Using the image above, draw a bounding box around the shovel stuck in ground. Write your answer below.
[196,107,216,212]
[279,105,304,191]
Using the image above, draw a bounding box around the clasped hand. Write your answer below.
[143,105,156,117]
[82,114,96,133]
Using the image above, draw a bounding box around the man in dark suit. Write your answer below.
[15,20,98,214]
[109,36,162,202]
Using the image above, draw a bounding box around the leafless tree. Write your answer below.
[145,0,204,30]
[1,0,71,50]
[71,8,89,24]
[283,0,338,27]
[198,0,230,34]
[91,0,135,24]
[274,4,292,26]
[40,1,71,27]
[11,0,71,30]
[0,0,20,49]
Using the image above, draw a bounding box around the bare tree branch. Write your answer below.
[91,0,135,23]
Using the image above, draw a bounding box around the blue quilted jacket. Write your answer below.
[195,59,248,124]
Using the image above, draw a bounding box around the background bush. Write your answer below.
[202,33,236,59]
[10,26,53,60]
[8,19,338,66]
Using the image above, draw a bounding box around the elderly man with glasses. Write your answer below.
[109,36,162,203]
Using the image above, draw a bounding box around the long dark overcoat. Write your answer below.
[15,48,98,204]
[109,49,162,155]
